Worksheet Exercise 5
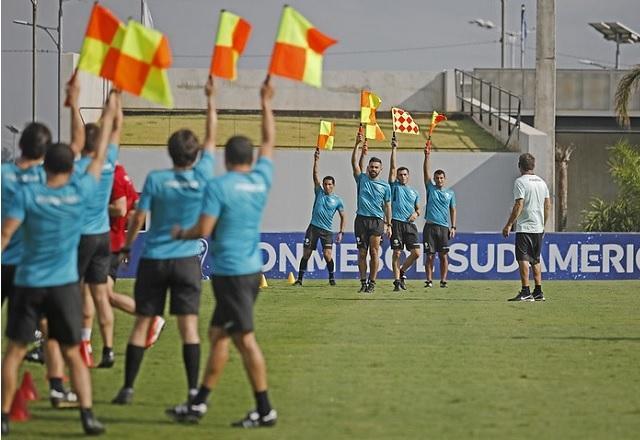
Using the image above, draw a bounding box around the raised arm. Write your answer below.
[66,74,85,156]
[86,91,118,180]
[258,76,275,159]
[423,142,432,185]
[502,199,524,238]
[351,126,364,177]
[202,76,217,154]
[358,139,368,173]
[389,133,398,182]
[109,88,124,146]
[313,148,321,187]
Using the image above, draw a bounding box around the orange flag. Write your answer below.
[317,120,335,150]
[77,3,125,81]
[428,111,447,137]
[360,90,385,141]
[269,6,337,87]
[210,10,252,80]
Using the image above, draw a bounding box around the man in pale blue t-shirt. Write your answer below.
[295,148,345,286]
[351,128,392,294]
[388,134,422,292]
[167,77,278,429]
[111,77,217,407]
[423,142,457,288]
[0,82,118,436]
[71,91,122,369]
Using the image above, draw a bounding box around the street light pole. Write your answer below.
[57,0,63,141]
[500,0,505,68]
[31,0,37,121]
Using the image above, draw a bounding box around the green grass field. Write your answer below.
[120,114,503,151]
[7,280,640,439]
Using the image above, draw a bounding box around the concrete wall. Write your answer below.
[472,68,640,117]
[119,148,520,233]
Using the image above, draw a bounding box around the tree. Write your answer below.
[614,65,640,128]
[581,140,640,232]
[555,143,574,232]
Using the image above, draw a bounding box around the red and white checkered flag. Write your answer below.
[391,107,420,135]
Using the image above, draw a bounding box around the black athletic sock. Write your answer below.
[533,284,542,293]
[298,257,309,280]
[124,344,145,389]
[360,278,367,284]
[182,343,200,391]
[102,346,113,356]
[327,259,335,277]
[521,285,530,293]
[399,269,405,278]
[49,377,64,392]
[254,390,272,417]
[192,385,211,406]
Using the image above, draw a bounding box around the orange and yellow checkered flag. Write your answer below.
[316,120,335,150]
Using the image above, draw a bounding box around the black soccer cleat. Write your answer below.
[166,402,207,423]
[2,413,8,435]
[533,291,546,301]
[111,387,133,405]
[364,280,376,294]
[440,281,448,288]
[508,290,535,302]
[393,280,401,292]
[97,349,115,369]
[81,410,106,436]
[329,278,336,286]
[231,409,278,428]
[424,280,433,288]
[24,345,45,364]
[358,281,368,293]
[50,389,79,409]
[293,280,303,287]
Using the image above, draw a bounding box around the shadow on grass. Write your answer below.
[324,297,494,302]
[511,336,640,342]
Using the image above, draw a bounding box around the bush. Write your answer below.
[581,140,640,232]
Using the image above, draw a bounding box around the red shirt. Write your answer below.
[109,164,139,252]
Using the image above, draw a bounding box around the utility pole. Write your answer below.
[500,0,505,68]
[534,0,556,230]
[31,0,37,121]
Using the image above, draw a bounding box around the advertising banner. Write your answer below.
[118,232,640,281]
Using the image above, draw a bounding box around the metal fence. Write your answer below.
[455,69,521,148]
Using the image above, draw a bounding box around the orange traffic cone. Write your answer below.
[259,274,269,289]
[20,371,38,401]
[9,389,30,422]
[287,272,296,285]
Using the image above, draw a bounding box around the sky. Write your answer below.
[2,0,640,150]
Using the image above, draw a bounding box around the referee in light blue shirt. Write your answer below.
[388,133,422,291]
[167,77,278,429]
[295,148,345,286]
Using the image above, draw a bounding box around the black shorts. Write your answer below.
[354,215,384,249]
[78,232,111,284]
[515,232,544,264]
[134,256,201,316]
[391,220,420,250]
[2,264,17,305]
[6,282,82,345]
[211,273,261,334]
[423,223,450,254]
[303,224,334,251]
[108,252,121,281]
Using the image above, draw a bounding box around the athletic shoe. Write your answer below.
[145,316,167,348]
[50,389,79,409]
[440,281,448,288]
[293,280,303,287]
[1,413,8,435]
[231,409,278,428]
[424,280,433,288]
[111,387,134,405]
[533,291,546,301]
[25,345,45,364]
[329,278,336,286]
[399,270,408,290]
[364,281,376,294]
[79,340,95,368]
[81,410,105,435]
[508,291,535,302]
[358,281,368,293]
[97,349,115,369]
[165,402,207,423]
[393,280,401,292]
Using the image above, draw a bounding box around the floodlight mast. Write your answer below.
[588,22,640,69]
